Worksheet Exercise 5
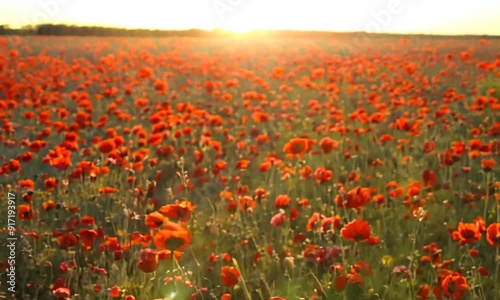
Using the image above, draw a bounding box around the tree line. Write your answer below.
[0,24,499,39]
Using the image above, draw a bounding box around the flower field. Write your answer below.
[0,35,499,300]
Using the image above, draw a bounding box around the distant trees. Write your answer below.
[0,24,498,39]
[34,24,210,37]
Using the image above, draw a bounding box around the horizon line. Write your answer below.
[2,23,500,38]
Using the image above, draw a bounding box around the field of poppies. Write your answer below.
[0,34,499,300]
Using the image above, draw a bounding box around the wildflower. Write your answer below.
[221,266,240,287]
[340,219,372,243]
[452,222,481,246]
[486,223,500,247]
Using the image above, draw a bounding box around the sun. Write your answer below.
[221,23,255,34]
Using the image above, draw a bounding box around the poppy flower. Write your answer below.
[79,229,98,250]
[18,204,33,220]
[481,159,495,172]
[422,141,435,153]
[80,216,95,226]
[259,161,272,172]
[53,287,70,299]
[417,284,430,299]
[145,211,165,228]
[137,248,159,273]
[440,272,469,299]
[19,179,35,189]
[314,167,333,184]
[153,220,191,251]
[451,222,481,246]
[270,210,287,227]
[319,137,338,154]
[486,223,500,247]
[221,266,240,287]
[98,139,116,154]
[274,194,291,208]
[340,219,371,242]
[158,200,196,222]
[57,233,78,249]
[109,285,122,298]
[43,200,56,211]
[99,187,119,194]
[335,186,371,210]
[44,177,57,191]
[306,212,321,231]
[422,169,437,187]
[283,137,314,156]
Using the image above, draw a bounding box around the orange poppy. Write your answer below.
[283,138,315,156]
[99,187,119,194]
[158,200,196,222]
[481,159,495,172]
[153,220,191,251]
[43,200,56,211]
[145,212,166,228]
[274,194,291,209]
[19,179,35,189]
[452,222,481,246]
[108,285,122,298]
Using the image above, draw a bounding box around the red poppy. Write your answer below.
[57,233,78,249]
[221,266,240,287]
[335,186,371,210]
[109,285,122,298]
[18,204,33,220]
[137,248,159,273]
[422,169,437,187]
[340,219,372,242]
[486,223,500,247]
[440,272,469,299]
[481,159,495,172]
[314,167,333,184]
[19,179,35,189]
[283,138,315,156]
[422,141,435,153]
[158,200,196,222]
[79,229,98,250]
[319,137,338,154]
[44,177,57,191]
[98,139,116,154]
[274,194,291,209]
[80,216,95,226]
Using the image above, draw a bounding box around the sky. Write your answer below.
[1,0,500,35]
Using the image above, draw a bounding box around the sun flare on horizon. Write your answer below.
[1,0,500,36]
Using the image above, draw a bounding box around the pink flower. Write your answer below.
[270,209,286,227]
